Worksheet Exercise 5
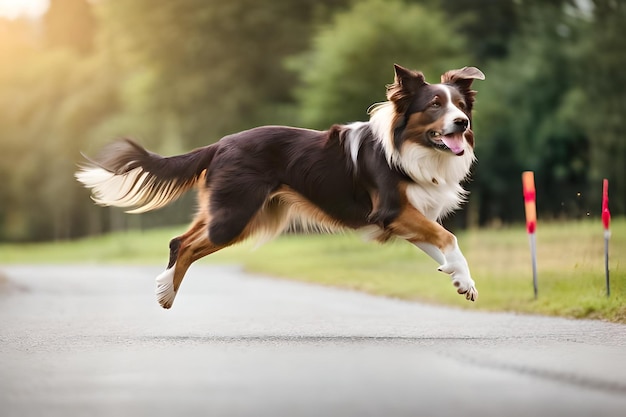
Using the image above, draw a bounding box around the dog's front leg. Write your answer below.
[414,238,477,301]
[388,205,477,301]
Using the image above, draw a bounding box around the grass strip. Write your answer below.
[1,218,624,323]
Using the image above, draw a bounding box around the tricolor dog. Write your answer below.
[76,64,485,309]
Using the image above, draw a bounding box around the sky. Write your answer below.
[0,0,48,19]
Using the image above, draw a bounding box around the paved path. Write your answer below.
[1,264,625,417]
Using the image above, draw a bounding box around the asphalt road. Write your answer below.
[1,264,625,417]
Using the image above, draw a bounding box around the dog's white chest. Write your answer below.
[405,182,465,221]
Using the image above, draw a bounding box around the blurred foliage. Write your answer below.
[291,0,468,128]
[0,0,624,242]
[437,0,519,63]
[473,1,590,223]
[43,0,96,54]
[578,0,626,215]
[98,0,350,149]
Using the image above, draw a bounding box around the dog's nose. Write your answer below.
[454,118,469,130]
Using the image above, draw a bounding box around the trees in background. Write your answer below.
[579,0,626,215]
[98,0,349,150]
[0,0,116,240]
[292,0,468,129]
[472,1,591,223]
[43,0,96,54]
[0,0,624,241]
[471,0,625,223]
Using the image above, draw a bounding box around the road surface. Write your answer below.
[1,264,625,416]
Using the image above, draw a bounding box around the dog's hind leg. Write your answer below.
[155,217,226,309]
[155,175,278,309]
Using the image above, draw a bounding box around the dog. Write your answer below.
[76,64,484,309]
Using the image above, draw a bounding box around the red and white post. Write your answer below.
[522,171,538,299]
[602,179,611,297]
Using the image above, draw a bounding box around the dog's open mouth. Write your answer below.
[428,131,465,156]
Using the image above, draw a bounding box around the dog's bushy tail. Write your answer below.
[75,139,216,213]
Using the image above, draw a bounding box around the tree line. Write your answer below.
[0,0,623,242]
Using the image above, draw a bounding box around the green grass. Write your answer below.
[1,218,625,323]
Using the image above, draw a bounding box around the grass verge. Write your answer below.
[1,218,624,323]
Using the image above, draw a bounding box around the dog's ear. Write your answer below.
[387,65,427,151]
[441,66,485,88]
[387,64,426,105]
[441,67,485,111]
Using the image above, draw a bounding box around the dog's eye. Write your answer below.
[458,101,467,110]
[429,96,442,109]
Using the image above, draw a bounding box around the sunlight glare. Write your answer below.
[0,0,48,19]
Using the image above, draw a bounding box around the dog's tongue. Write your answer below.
[442,133,465,155]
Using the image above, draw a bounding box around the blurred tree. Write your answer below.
[2,0,624,242]
[290,0,468,129]
[473,1,591,223]
[0,8,119,241]
[98,0,350,150]
[0,50,77,240]
[1,0,354,241]
[0,19,44,240]
[579,0,626,214]
[436,0,519,63]
[43,0,96,54]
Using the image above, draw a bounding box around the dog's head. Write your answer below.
[387,64,484,157]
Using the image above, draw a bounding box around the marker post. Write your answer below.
[602,179,611,297]
[522,171,538,299]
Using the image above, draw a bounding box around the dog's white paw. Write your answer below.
[436,239,478,302]
[438,263,478,302]
[453,276,478,301]
[155,267,176,309]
